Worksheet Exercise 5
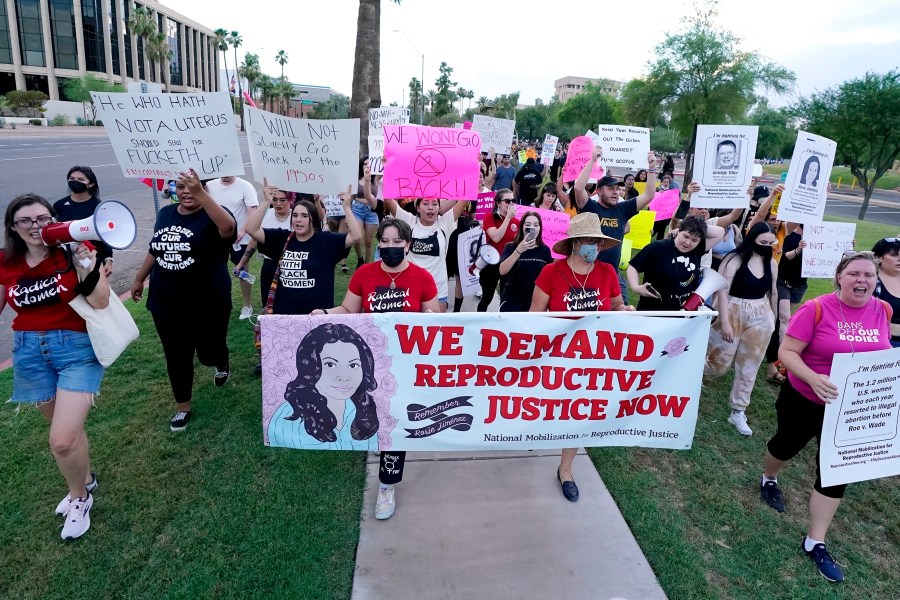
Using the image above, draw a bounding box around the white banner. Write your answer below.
[597,124,650,170]
[472,115,516,153]
[260,312,712,451]
[776,131,837,224]
[321,194,344,218]
[691,125,759,209]
[368,106,410,133]
[801,222,855,278]
[456,227,483,297]
[245,105,360,195]
[91,91,243,179]
[540,134,559,166]
[820,349,900,487]
[368,135,385,175]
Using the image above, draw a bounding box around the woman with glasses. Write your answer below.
[759,251,890,583]
[704,223,779,437]
[1,193,110,540]
[477,189,519,312]
[54,166,113,277]
[872,236,900,347]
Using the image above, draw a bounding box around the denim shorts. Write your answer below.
[351,200,379,225]
[776,280,808,304]
[11,330,105,403]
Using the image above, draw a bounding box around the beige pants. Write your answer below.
[705,296,775,411]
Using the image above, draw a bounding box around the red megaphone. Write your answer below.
[40,200,137,250]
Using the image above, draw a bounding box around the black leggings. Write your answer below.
[477,262,501,312]
[652,219,668,241]
[766,318,780,363]
[767,381,847,499]
[152,309,230,405]
[379,451,406,485]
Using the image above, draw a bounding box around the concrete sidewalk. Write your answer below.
[352,450,667,600]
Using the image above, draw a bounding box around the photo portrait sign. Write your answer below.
[260,312,712,451]
[691,124,759,209]
[776,131,837,224]
[801,221,855,278]
[596,124,650,170]
[820,349,900,487]
[244,106,359,195]
[382,124,481,200]
[541,134,559,166]
[562,135,605,183]
[456,227,484,298]
[472,115,516,153]
[91,91,243,179]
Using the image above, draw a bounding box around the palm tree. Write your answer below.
[239,53,261,102]
[256,76,275,112]
[214,28,229,93]
[476,95,488,113]
[127,8,157,84]
[424,90,436,116]
[227,31,244,129]
[275,50,288,80]
[466,89,475,114]
[456,87,467,116]
[145,31,172,92]
[275,77,294,116]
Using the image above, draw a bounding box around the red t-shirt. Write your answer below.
[482,212,519,253]
[0,249,86,332]
[534,259,621,312]
[349,261,439,313]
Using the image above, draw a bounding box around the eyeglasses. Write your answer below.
[883,237,900,243]
[500,198,514,204]
[14,216,53,230]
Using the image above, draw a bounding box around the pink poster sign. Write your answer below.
[382,125,481,200]
[474,191,496,220]
[528,206,571,259]
[562,135,605,183]
[648,189,681,221]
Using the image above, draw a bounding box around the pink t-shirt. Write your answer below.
[785,293,891,404]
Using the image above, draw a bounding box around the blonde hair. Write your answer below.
[833,251,876,290]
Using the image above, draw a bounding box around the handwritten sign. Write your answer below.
[472,115,516,153]
[820,348,900,487]
[692,125,759,209]
[368,135,386,175]
[368,106,410,134]
[527,206,571,259]
[562,135,605,183]
[90,91,243,179]
[382,125,480,200]
[625,210,657,251]
[777,131,837,224]
[517,150,527,164]
[801,221,855,278]
[321,194,344,218]
[541,135,559,166]
[648,189,681,221]
[597,124,650,169]
[244,106,359,195]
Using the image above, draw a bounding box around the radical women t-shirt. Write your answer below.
[0,249,85,331]
[349,261,438,313]
[534,259,621,312]
[146,203,237,316]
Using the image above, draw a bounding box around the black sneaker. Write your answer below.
[170,411,191,432]
[341,264,349,274]
[214,363,230,387]
[803,541,845,582]
[254,363,262,376]
[760,479,785,512]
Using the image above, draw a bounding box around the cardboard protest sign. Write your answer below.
[801,222,855,278]
[529,206,571,259]
[261,312,712,451]
[648,189,680,221]
[633,181,647,195]
[562,135,605,183]
[382,125,480,200]
[776,131,837,224]
[820,348,900,487]
[691,125,758,209]
[597,124,650,170]
[244,106,359,195]
[91,91,243,179]
[625,210,657,250]
[472,115,516,153]
[321,194,344,218]
[541,135,559,166]
[518,150,527,164]
[368,106,410,133]
[456,227,483,297]
[368,135,385,175]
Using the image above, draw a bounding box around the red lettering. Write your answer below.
[519,366,540,387]
[571,398,590,420]
[564,368,582,391]
[533,333,566,358]
[437,364,456,387]
[636,394,657,415]
[414,363,437,386]
[507,332,533,359]
[615,370,640,391]
[616,398,638,418]
[439,326,464,355]
[657,395,689,417]
[590,399,608,420]
[456,363,476,386]
[558,398,572,420]
[479,329,508,357]
[497,367,518,386]
[521,397,541,420]
[593,331,626,360]
[395,324,442,355]
[542,399,562,420]
[637,370,655,390]
[624,334,654,362]
[562,330,593,359]
[475,364,497,386]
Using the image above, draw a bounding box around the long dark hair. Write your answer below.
[293,200,322,233]
[722,222,774,280]
[512,211,547,249]
[283,323,379,442]
[492,188,513,221]
[67,165,100,197]
[4,193,56,264]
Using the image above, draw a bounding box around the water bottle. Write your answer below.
[236,270,256,284]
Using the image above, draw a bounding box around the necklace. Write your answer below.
[567,257,595,290]
[382,262,409,290]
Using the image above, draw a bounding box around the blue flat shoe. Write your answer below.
[557,468,579,502]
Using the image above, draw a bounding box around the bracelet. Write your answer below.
[514,249,521,254]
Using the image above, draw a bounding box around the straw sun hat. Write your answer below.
[551,212,621,256]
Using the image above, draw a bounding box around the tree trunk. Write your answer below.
[350,0,382,152]
[683,122,699,187]
[858,183,874,220]
[234,49,244,131]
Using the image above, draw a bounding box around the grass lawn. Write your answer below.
[760,161,900,191]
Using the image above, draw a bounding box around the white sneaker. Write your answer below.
[55,472,98,516]
[375,486,396,520]
[61,493,93,540]
[728,411,753,436]
[239,306,253,320]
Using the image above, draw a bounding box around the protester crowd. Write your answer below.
[3,141,895,584]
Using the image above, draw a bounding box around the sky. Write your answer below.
[165,0,900,109]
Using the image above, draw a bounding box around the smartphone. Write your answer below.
[646,284,662,299]
[525,228,537,242]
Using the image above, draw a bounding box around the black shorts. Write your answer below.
[229,244,247,266]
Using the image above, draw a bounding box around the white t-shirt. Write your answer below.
[393,208,456,300]
[701,216,719,269]
[259,209,292,259]
[206,177,259,244]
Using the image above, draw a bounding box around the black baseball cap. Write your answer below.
[752,185,770,201]
[597,175,619,188]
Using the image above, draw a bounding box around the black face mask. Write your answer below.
[380,246,406,268]
[754,244,774,260]
[68,180,89,194]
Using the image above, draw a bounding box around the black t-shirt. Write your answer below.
[630,238,705,311]
[147,204,237,316]
[257,228,348,315]
[779,231,806,287]
[514,167,542,205]
[499,243,553,312]
[53,195,113,263]
[577,198,638,269]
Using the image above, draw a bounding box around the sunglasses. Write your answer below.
[500,198,514,204]
[883,237,900,243]
[843,250,875,258]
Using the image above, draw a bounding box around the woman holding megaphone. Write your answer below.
[54,166,113,277]
[1,193,111,540]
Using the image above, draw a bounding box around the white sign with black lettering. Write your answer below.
[472,115,516,153]
[691,124,758,209]
[597,124,650,170]
[801,222,855,278]
[776,131,837,224]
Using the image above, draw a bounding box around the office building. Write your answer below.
[554,76,622,103]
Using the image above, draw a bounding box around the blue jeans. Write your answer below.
[11,330,105,403]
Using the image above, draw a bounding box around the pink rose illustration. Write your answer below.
[661,337,689,357]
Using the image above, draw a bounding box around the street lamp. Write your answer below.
[393,29,424,124]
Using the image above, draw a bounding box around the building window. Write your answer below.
[122,0,132,77]
[15,0,45,67]
[193,29,199,88]
[82,0,106,73]
[0,2,12,64]
[167,18,180,86]
[109,0,120,76]
[49,0,77,70]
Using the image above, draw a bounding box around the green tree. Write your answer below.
[146,32,173,92]
[796,70,900,219]
[407,77,422,123]
[432,62,457,118]
[743,99,794,159]
[6,90,48,117]
[620,1,794,184]
[214,29,230,92]
[649,126,686,154]
[556,82,619,132]
[239,53,261,102]
[228,31,244,129]
[309,93,351,120]
[274,77,295,116]
[63,74,124,122]
[127,8,163,87]
[256,76,276,112]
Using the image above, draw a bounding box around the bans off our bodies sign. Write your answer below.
[260,312,711,451]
